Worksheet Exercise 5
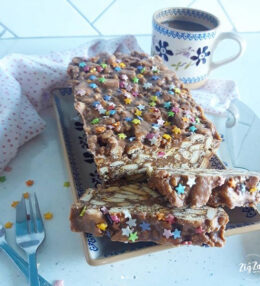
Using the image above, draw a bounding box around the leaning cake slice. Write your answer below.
[70,183,229,247]
[148,168,260,208]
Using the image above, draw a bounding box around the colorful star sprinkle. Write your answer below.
[250,187,257,193]
[137,104,145,110]
[241,184,246,193]
[174,87,181,94]
[92,101,100,108]
[163,229,172,239]
[195,226,204,234]
[182,117,189,122]
[0,176,6,182]
[123,209,131,219]
[124,117,132,122]
[121,74,128,81]
[4,222,13,229]
[155,91,162,96]
[140,221,151,231]
[118,133,127,140]
[122,226,132,237]
[172,126,181,135]
[172,228,181,239]
[163,134,171,141]
[168,111,175,117]
[132,76,139,83]
[164,102,171,109]
[91,118,99,124]
[44,212,53,220]
[23,192,29,199]
[100,63,107,69]
[169,84,175,90]
[64,181,70,187]
[149,101,156,107]
[79,62,86,68]
[189,125,197,132]
[109,110,116,115]
[96,223,107,231]
[175,183,185,194]
[152,66,159,73]
[172,107,180,113]
[132,119,141,125]
[143,82,152,89]
[126,218,136,228]
[124,98,132,104]
[165,214,175,224]
[103,95,111,101]
[135,109,142,116]
[111,215,120,223]
[150,137,157,145]
[129,137,136,142]
[114,66,121,72]
[187,177,196,188]
[195,117,200,124]
[157,118,165,126]
[26,180,34,186]
[89,75,96,80]
[151,75,159,80]
[157,213,165,221]
[89,83,97,89]
[99,77,106,83]
[129,232,138,242]
[119,62,126,68]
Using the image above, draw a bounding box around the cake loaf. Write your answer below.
[70,183,229,247]
[148,168,260,208]
[68,51,221,182]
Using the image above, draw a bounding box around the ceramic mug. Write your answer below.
[151,7,246,89]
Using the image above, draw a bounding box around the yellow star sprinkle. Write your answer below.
[119,62,126,68]
[44,212,53,220]
[156,213,165,221]
[132,119,141,125]
[23,192,29,199]
[163,134,171,141]
[11,201,19,208]
[124,98,132,104]
[150,96,158,102]
[135,109,142,116]
[250,187,257,193]
[118,133,127,140]
[164,121,171,127]
[174,87,181,94]
[182,117,189,122]
[96,223,107,231]
[172,126,181,134]
[4,222,13,229]
[90,68,96,73]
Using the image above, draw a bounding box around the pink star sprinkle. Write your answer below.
[165,214,175,224]
[132,91,138,97]
[111,215,120,223]
[53,280,64,286]
[163,229,172,239]
[83,66,90,72]
[146,133,155,140]
[126,85,133,91]
[195,226,204,234]
[121,74,128,81]
[172,107,180,113]
[96,66,103,72]
[77,89,85,96]
[120,81,126,89]
[157,118,165,126]
[158,152,165,157]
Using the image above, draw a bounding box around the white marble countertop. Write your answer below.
[1,1,260,285]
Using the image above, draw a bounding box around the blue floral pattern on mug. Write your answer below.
[190,46,211,66]
[155,40,173,61]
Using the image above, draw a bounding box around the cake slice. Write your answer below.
[70,183,229,247]
[67,51,221,182]
[148,168,260,208]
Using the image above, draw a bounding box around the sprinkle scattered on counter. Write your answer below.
[26,180,34,186]
[53,280,64,286]
[11,201,19,208]
[0,176,6,183]
[63,181,70,187]
[4,222,13,229]
[44,212,53,220]
[23,192,29,199]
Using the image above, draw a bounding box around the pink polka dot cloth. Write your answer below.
[0,35,239,173]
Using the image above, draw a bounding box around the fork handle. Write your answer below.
[28,253,40,286]
[1,243,51,286]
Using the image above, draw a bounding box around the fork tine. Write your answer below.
[28,195,36,233]
[34,193,44,233]
[16,197,29,237]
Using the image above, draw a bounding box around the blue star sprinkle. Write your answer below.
[89,75,96,80]
[137,65,143,71]
[103,95,111,101]
[79,62,86,68]
[92,101,100,107]
[175,183,185,195]
[114,66,121,72]
[172,228,181,239]
[152,123,160,130]
[151,75,159,81]
[124,117,132,122]
[140,221,151,231]
[109,110,116,115]
[137,116,143,121]
[89,83,97,89]
[168,91,174,95]
[241,184,246,193]
[137,104,145,110]
[155,91,162,96]
[164,102,171,109]
[189,125,197,132]
[129,137,136,142]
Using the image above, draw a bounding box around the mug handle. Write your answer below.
[209,32,246,71]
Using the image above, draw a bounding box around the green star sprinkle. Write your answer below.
[129,232,138,242]
[149,101,156,107]
[64,181,70,187]
[195,117,200,124]
[101,63,107,69]
[141,67,146,73]
[0,176,6,183]
[91,118,100,124]
[80,206,87,217]
[132,77,139,83]
[118,133,127,140]
[150,96,158,102]
[174,87,181,94]
[168,111,175,117]
[99,77,106,83]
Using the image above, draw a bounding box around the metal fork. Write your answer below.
[0,224,51,286]
[16,193,45,286]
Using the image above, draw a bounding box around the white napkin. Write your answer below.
[0,35,239,173]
